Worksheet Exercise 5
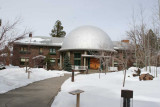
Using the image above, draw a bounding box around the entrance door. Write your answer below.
[90,58,100,69]
[34,59,45,68]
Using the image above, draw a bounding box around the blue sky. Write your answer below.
[0,0,158,41]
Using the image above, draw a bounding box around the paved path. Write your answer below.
[0,74,71,107]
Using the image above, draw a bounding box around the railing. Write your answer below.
[108,67,118,72]
[72,65,88,71]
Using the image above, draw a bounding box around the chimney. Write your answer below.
[121,40,129,43]
[29,32,32,37]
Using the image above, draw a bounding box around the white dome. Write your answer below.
[60,26,114,51]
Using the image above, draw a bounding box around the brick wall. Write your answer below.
[12,44,61,69]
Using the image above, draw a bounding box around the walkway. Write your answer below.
[0,74,71,107]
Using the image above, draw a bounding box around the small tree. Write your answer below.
[44,54,51,70]
[50,20,66,37]
[63,54,72,72]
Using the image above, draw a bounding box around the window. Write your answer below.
[74,53,81,66]
[20,47,27,51]
[74,53,81,58]
[123,53,126,59]
[116,55,119,58]
[50,58,55,65]
[123,55,126,59]
[50,48,56,55]
[20,58,29,65]
[133,63,137,66]
[20,47,30,54]
[114,61,118,67]
[39,47,43,54]
[74,60,81,66]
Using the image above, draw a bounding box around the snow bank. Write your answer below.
[52,67,160,107]
[0,67,72,94]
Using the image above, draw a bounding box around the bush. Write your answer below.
[63,54,72,72]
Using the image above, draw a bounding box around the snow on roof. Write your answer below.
[113,41,131,50]
[14,35,131,51]
[0,53,8,57]
[14,36,64,47]
[32,55,46,59]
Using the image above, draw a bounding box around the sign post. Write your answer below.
[72,69,74,82]
[69,89,84,107]
[121,90,133,107]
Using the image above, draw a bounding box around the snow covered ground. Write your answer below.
[52,66,160,107]
[0,66,73,94]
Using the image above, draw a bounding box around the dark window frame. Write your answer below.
[20,58,29,65]
[50,58,56,65]
[74,53,81,66]
[20,47,30,54]
[49,48,56,55]
[39,47,43,54]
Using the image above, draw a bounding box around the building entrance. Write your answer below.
[90,58,100,70]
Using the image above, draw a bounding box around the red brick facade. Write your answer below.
[12,44,61,70]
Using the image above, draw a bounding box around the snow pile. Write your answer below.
[127,66,159,77]
[52,67,160,107]
[128,67,138,72]
[0,67,72,94]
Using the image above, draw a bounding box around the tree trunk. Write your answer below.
[123,68,127,87]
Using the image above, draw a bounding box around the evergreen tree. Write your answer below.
[147,29,158,50]
[50,20,66,37]
[44,54,51,70]
[63,54,72,72]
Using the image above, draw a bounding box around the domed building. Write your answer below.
[59,26,115,69]
[12,25,134,71]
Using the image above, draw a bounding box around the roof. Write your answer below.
[14,36,64,47]
[113,41,131,50]
[60,25,115,52]
[13,34,131,51]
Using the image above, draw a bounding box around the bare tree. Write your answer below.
[113,42,134,87]
[150,4,160,77]
[126,4,160,78]
[126,7,151,70]
[0,18,29,65]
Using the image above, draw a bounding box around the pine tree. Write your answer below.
[63,54,72,72]
[147,29,157,50]
[45,54,51,70]
[50,20,66,37]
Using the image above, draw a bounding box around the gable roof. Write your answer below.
[14,36,64,47]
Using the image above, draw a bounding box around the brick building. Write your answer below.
[12,26,135,71]
[12,34,64,70]
[58,26,135,70]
